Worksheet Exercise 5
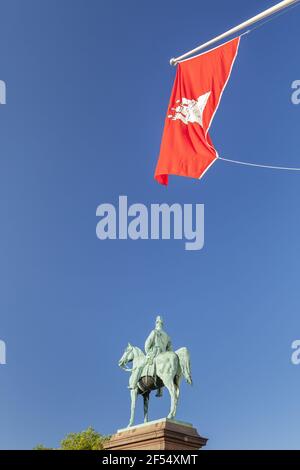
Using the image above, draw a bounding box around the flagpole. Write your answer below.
[170,0,299,65]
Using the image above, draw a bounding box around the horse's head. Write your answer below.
[118,343,134,370]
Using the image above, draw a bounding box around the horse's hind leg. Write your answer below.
[164,380,177,419]
[143,392,150,423]
[128,388,138,427]
[174,379,180,417]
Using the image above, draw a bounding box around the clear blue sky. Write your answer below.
[0,0,299,450]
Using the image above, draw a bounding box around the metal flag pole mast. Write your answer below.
[170,0,299,65]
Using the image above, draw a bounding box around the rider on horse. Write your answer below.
[128,316,172,397]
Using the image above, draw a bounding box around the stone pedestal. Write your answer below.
[104,418,208,451]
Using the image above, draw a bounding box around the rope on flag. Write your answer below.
[218,157,300,172]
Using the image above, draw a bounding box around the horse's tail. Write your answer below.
[175,347,192,385]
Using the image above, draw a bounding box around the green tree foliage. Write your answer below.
[33,444,53,450]
[60,427,109,450]
[34,427,109,450]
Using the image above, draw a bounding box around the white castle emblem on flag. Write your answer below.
[168,91,211,127]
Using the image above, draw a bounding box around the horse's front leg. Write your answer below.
[128,389,138,427]
[143,392,150,423]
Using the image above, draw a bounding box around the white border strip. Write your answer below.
[199,36,241,179]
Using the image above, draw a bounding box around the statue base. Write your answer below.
[104,418,208,450]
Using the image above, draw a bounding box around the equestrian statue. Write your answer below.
[118,316,192,427]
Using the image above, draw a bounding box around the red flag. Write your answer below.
[155,37,240,185]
